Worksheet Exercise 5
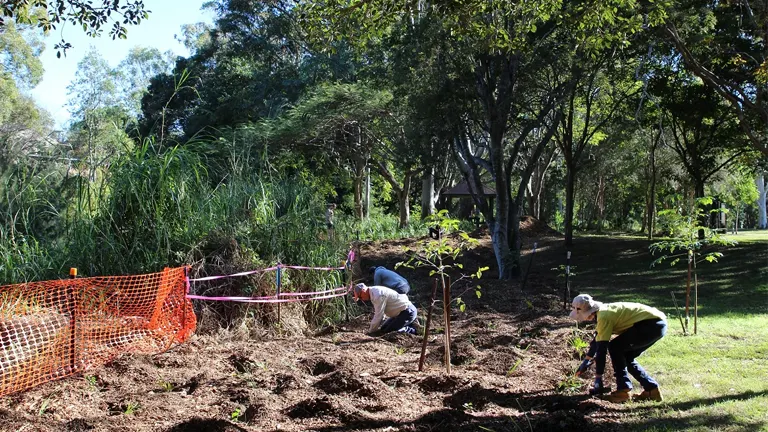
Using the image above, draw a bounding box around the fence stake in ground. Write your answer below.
[419,278,439,372]
[442,274,452,374]
[341,262,350,322]
[692,251,699,335]
[685,250,692,333]
[564,250,571,310]
[521,242,537,292]
[670,291,687,335]
[68,267,77,374]
[276,264,282,327]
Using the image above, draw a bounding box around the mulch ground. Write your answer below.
[0,219,635,432]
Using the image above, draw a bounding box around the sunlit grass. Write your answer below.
[721,229,768,243]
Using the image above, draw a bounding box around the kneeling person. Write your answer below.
[354,283,417,336]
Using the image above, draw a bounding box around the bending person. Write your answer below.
[353,283,417,336]
[368,266,411,294]
[570,294,667,403]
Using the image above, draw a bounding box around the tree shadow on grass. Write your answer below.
[632,389,768,412]
[298,387,768,432]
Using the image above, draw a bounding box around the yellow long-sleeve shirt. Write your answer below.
[595,302,666,342]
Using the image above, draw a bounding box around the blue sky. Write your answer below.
[30,1,214,129]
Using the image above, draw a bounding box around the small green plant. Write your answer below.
[37,392,56,416]
[551,264,577,279]
[556,375,582,393]
[124,401,140,415]
[254,360,268,371]
[506,359,523,376]
[462,402,475,412]
[394,346,406,355]
[331,333,342,345]
[568,334,590,357]
[84,375,100,391]
[158,380,175,392]
[231,407,243,421]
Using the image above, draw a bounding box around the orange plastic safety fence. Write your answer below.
[0,267,196,397]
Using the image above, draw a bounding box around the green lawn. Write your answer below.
[568,233,768,431]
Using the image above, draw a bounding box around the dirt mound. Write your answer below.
[227,353,254,373]
[299,357,337,375]
[166,418,248,432]
[272,373,305,394]
[285,396,335,419]
[520,215,562,237]
[65,419,94,431]
[417,375,467,393]
[475,346,524,376]
[313,370,377,398]
[430,340,479,366]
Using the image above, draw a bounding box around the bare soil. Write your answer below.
[0,219,631,431]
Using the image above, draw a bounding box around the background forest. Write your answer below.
[0,0,766,283]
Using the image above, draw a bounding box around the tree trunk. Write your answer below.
[647,151,657,239]
[757,171,767,229]
[421,168,435,220]
[353,163,366,220]
[399,173,414,228]
[596,175,606,233]
[564,165,576,246]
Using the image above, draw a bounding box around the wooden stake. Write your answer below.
[694,274,698,335]
[442,274,452,375]
[670,291,687,336]
[685,250,692,333]
[418,279,438,372]
[693,253,698,335]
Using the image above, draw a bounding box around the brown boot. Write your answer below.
[603,388,631,403]
[633,387,663,402]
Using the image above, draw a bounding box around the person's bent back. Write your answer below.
[370,266,410,294]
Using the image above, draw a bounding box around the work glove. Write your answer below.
[575,358,593,376]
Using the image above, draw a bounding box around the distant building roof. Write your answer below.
[443,180,496,197]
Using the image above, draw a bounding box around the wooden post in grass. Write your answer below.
[442,274,452,375]
[685,250,692,333]
[694,275,698,335]
[418,278,438,372]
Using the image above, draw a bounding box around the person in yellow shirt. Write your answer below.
[570,294,667,403]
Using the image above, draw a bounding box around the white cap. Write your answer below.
[569,294,602,322]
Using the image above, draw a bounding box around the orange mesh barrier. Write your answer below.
[0,267,196,397]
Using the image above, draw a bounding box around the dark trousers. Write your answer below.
[609,319,667,391]
[379,304,417,334]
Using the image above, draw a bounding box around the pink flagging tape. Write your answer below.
[186,286,350,303]
[188,249,355,283]
[278,286,347,297]
[280,265,345,271]
[190,266,279,282]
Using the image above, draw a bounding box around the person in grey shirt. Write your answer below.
[368,266,410,295]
